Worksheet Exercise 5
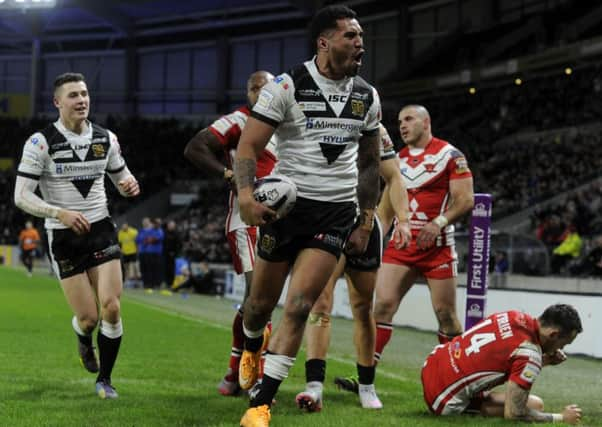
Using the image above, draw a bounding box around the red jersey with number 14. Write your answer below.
[422,310,543,415]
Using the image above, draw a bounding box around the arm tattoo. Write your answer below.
[356,134,380,210]
[234,158,256,190]
[509,384,555,423]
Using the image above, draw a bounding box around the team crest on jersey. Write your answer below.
[260,234,276,254]
[423,163,436,173]
[91,143,105,158]
[350,99,364,117]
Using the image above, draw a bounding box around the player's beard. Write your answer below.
[331,48,359,78]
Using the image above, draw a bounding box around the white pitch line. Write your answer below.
[125,295,419,385]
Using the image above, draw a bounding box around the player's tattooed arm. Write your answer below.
[505,381,567,423]
[234,158,256,191]
[346,133,379,255]
[356,133,380,219]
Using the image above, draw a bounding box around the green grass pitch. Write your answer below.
[1,266,601,426]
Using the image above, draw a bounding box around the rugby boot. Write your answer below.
[78,341,99,373]
[95,379,118,399]
[334,374,359,394]
[358,384,383,409]
[295,388,323,412]
[240,404,271,427]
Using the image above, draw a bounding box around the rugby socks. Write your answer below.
[357,363,375,385]
[243,322,264,353]
[305,358,326,384]
[437,330,461,344]
[258,321,272,379]
[250,353,295,408]
[72,316,93,347]
[97,319,123,382]
[226,310,244,381]
[374,322,393,364]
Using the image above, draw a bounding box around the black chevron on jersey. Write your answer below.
[319,143,347,165]
[290,64,336,118]
[289,64,374,121]
[71,178,95,198]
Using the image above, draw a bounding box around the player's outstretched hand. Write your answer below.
[561,404,582,425]
[239,195,277,226]
[393,220,411,250]
[118,176,140,197]
[346,227,370,256]
[543,349,567,366]
[57,209,91,235]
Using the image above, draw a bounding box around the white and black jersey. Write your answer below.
[16,120,126,229]
[251,58,381,203]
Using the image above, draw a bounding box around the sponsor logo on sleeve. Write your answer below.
[454,156,469,174]
[211,118,230,135]
[257,90,274,110]
[519,362,540,384]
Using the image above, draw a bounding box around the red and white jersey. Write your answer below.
[398,137,472,246]
[422,311,543,415]
[208,105,277,232]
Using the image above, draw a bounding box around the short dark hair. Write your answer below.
[309,5,357,48]
[539,304,583,337]
[53,72,85,93]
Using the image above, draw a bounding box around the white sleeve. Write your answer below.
[363,87,382,136]
[17,132,47,178]
[106,130,127,173]
[105,131,135,196]
[14,175,60,218]
[251,74,294,127]
[379,124,396,161]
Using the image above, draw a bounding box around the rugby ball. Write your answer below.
[253,174,297,219]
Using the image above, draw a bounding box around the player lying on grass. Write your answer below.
[421,304,583,424]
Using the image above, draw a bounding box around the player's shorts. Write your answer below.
[344,216,383,272]
[226,227,257,274]
[421,349,488,415]
[122,253,137,264]
[382,240,457,279]
[48,217,121,280]
[257,197,356,263]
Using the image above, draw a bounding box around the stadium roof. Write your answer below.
[0,0,320,53]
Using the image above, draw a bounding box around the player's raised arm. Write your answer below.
[505,381,582,424]
[235,117,277,226]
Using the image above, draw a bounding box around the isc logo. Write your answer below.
[328,95,347,103]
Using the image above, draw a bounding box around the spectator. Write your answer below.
[551,225,583,274]
[118,222,141,288]
[163,220,181,288]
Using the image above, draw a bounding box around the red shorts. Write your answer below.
[421,348,489,415]
[226,227,257,275]
[382,240,457,279]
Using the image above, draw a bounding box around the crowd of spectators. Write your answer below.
[1,62,602,279]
